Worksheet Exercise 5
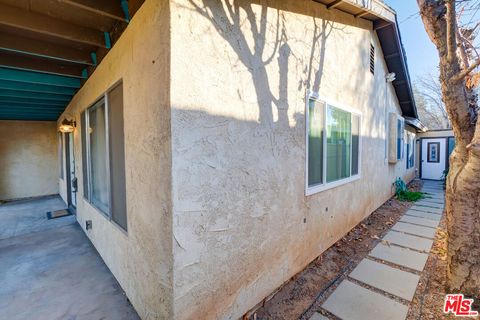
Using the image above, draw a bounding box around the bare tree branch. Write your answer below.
[447,0,458,62]
[457,29,471,68]
[451,57,480,81]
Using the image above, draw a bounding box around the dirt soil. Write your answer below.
[251,180,424,320]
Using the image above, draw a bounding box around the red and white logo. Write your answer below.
[444,294,479,317]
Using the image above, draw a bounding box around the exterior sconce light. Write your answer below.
[59,118,76,133]
[386,72,396,83]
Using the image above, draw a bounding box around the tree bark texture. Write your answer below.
[417,0,480,297]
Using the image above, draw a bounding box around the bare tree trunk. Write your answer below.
[417,0,480,297]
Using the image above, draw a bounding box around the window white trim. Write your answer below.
[305,91,362,196]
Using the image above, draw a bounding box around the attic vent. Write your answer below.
[369,44,375,75]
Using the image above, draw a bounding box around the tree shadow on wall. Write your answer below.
[187,0,345,129]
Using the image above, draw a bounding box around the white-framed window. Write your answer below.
[396,118,404,160]
[406,132,415,169]
[306,93,362,196]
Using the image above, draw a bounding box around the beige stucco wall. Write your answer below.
[170,1,414,319]
[0,120,58,200]
[57,0,173,318]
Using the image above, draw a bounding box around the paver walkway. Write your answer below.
[310,180,445,320]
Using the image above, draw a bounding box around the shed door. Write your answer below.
[421,138,446,180]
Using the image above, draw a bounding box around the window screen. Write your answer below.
[89,99,110,214]
[326,106,352,183]
[108,82,127,231]
[352,114,360,175]
[81,111,89,199]
[397,119,404,160]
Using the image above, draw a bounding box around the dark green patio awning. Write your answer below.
[0,0,145,121]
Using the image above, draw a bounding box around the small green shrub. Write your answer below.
[396,190,425,202]
[393,177,425,202]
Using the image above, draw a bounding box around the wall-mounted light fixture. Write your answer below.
[386,72,396,83]
[59,118,76,133]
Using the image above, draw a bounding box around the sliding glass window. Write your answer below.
[306,95,361,195]
[81,82,127,231]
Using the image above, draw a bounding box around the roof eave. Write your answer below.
[312,0,418,119]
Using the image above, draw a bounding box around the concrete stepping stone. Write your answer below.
[423,198,444,203]
[422,183,442,187]
[411,206,443,215]
[422,186,443,190]
[400,215,439,228]
[309,313,329,320]
[423,193,444,199]
[383,230,434,252]
[422,187,443,191]
[369,242,429,271]
[422,194,444,199]
[322,280,408,320]
[349,259,420,301]
[405,210,441,221]
[419,198,445,205]
[392,222,436,239]
[415,201,444,209]
[422,195,444,201]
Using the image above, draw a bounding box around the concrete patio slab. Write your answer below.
[392,222,436,239]
[400,215,439,228]
[369,242,429,271]
[322,280,409,320]
[405,210,441,221]
[383,231,434,252]
[309,312,329,320]
[0,198,139,320]
[0,196,74,240]
[349,259,420,301]
[410,206,444,215]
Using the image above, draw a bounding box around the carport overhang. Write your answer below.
[0,0,144,121]
[312,0,418,119]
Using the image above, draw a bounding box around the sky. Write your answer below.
[385,1,440,81]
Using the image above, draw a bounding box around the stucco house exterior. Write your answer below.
[0,0,426,319]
